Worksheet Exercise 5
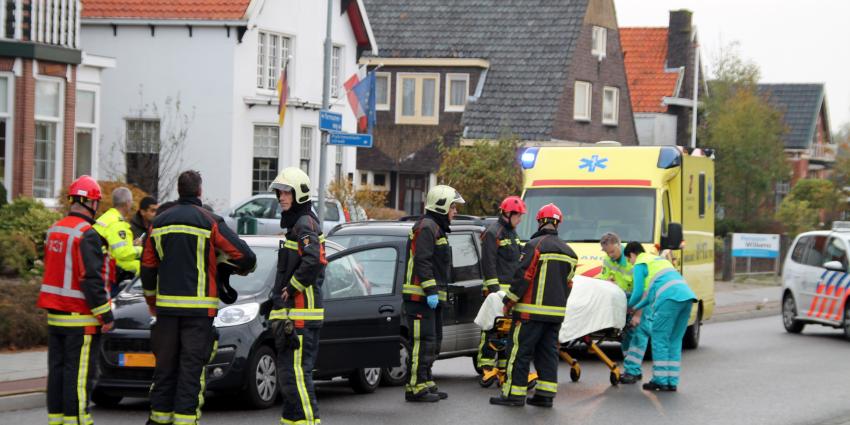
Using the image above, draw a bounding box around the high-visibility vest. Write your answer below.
[37,216,110,327]
[635,252,676,291]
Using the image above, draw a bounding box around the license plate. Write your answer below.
[118,353,155,367]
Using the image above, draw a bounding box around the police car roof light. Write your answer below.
[832,221,850,232]
[520,147,539,169]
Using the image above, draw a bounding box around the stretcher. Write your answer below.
[473,275,627,386]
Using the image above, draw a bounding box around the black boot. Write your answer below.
[489,395,525,407]
[429,386,448,400]
[526,395,553,408]
[406,391,441,402]
[620,373,642,384]
[642,381,666,392]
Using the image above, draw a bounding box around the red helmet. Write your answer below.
[68,175,102,201]
[536,203,563,223]
[499,196,527,214]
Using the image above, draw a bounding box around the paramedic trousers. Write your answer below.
[148,316,218,425]
[623,311,652,376]
[47,328,100,425]
[649,300,692,387]
[501,320,560,399]
[276,326,321,425]
[405,301,437,396]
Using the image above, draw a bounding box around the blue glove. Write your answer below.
[426,294,439,309]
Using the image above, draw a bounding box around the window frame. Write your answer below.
[74,84,99,179]
[444,73,469,112]
[324,246,400,300]
[300,125,314,176]
[573,80,592,122]
[375,72,391,111]
[33,76,65,203]
[592,26,607,58]
[0,72,15,202]
[395,72,440,125]
[331,45,343,99]
[447,232,482,282]
[252,124,280,195]
[256,30,294,93]
[602,86,619,126]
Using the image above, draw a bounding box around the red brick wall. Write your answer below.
[789,157,808,185]
[62,67,76,188]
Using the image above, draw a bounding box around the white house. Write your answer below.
[80,0,377,209]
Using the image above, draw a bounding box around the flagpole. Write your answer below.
[318,0,333,226]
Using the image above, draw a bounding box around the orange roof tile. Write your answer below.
[81,0,251,20]
[620,27,681,113]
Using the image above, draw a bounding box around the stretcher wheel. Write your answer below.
[479,374,496,388]
[609,371,620,386]
[570,367,580,382]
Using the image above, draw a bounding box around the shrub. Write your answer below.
[0,197,61,255]
[0,279,47,349]
[0,232,38,277]
[367,207,406,220]
[57,180,149,217]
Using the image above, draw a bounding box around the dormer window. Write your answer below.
[592,26,607,58]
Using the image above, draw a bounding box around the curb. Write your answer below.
[708,302,781,323]
[0,391,45,413]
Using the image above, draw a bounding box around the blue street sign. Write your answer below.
[319,110,342,132]
[329,132,373,148]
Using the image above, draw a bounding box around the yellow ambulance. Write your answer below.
[517,144,715,348]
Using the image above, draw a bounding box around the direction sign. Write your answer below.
[329,132,373,148]
[319,110,342,132]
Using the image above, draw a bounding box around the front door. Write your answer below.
[398,174,427,215]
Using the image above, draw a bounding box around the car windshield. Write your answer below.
[327,234,406,249]
[519,187,656,243]
[125,246,277,296]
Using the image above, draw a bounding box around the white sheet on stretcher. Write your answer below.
[559,275,627,343]
[474,291,506,331]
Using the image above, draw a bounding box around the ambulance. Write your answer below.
[517,144,715,348]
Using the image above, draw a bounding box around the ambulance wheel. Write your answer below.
[91,389,122,407]
[683,305,702,349]
[782,293,805,334]
[609,372,619,386]
[569,368,580,382]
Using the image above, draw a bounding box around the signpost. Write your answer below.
[329,132,373,148]
[731,233,781,277]
[319,110,342,132]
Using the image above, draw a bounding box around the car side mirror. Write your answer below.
[660,222,683,250]
[823,260,845,272]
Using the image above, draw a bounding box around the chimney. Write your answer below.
[666,10,693,69]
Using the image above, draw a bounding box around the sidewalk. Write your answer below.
[711,278,782,322]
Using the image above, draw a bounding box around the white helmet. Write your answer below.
[425,185,464,215]
[268,167,311,204]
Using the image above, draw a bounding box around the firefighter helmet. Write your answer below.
[68,176,102,201]
[269,167,311,204]
[499,196,527,214]
[536,203,563,224]
[425,185,465,215]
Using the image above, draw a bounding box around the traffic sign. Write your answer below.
[329,132,373,148]
[319,110,342,132]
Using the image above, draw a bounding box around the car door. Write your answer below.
[798,235,829,319]
[446,231,486,353]
[316,241,405,371]
[815,236,849,322]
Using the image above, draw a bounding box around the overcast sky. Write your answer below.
[614,0,850,133]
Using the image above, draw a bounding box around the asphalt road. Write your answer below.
[4,316,849,425]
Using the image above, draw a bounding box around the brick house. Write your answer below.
[620,10,706,146]
[0,0,113,205]
[358,0,637,214]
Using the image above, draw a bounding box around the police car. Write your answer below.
[781,222,850,340]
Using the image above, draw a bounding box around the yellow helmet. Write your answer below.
[425,185,464,215]
[269,167,311,204]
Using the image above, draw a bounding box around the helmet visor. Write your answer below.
[268,182,294,193]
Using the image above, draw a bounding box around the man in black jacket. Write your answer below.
[403,185,465,403]
[477,196,526,381]
[141,171,256,425]
[267,167,326,425]
[491,203,576,408]
[130,196,158,239]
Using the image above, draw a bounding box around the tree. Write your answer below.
[703,43,789,228]
[327,178,388,219]
[437,137,523,216]
[775,198,817,238]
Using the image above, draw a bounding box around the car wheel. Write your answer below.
[91,388,123,407]
[842,301,850,341]
[349,367,382,394]
[782,293,805,334]
[381,340,410,386]
[242,345,278,409]
[682,305,702,349]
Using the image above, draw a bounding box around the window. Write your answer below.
[375,72,391,111]
[790,236,810,264]
[300,126,313,174]
[34,79,63,198]
[234,197,277,219]
[373,173,387,187]
[253,125,279,194]
[573,81,591,121]
[75,90,96,179]
[331,46,342,98]
[445,73,469,112]
[0,76,11,195]
[698,173,706,218]
[257,31,292,90]
[592,26,607,57]
[803,235,827,268]
[602,86,619,125]
[125,119,161,196]
[824,237,848,270]
[395,73,440,125]
[360,172,368,186]
[448,233,482,282]
[323,247,398,299]
[335,146,343,182]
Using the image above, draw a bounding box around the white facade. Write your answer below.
[81,0,372,210]
[634,112,677,146]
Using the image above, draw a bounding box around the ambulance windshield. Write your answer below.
[518,188,656,243]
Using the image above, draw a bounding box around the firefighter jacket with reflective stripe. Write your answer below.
[93,208,141,277]
[480,216,522,293]
[141,197,256,317]
[632,253,695,312]
[505,228,577,323]
[597,244,634,293]
[270,213,327,328]
[37,213,114,329]
[402,214,451,304]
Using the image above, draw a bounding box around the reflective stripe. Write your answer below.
[536,380,558,393]
[513,303,565,317]
[48,313,100,327]
[420,279,436,289]
[151,225,211,238]
[407,319,422,392]
[603,258,629,276]
[505,291,519,302]
[539,253,577,264]
[174,413,197,424]
[269,308,324,321]
[648,267,677,289]
[195,229,206,298]
[438,290,447,302]
[281,419,322,425]
[195,339,218,420]
[305,287,315,310]
[90,302,111,316]
[402,285,426,297]
[46,221,91,297]
[435,237,448,245]
[652,370,679,377]
[535,261,548,306]
[625,354,643,364]
[156,294,219,309]
[653,279,687,307]
[40,283,85,299]
[110,241,128,250]
[149,410,174,424]
[76,335,92,425]
[498,239,513,247]
[502,321,522,398]
[509,386,527,396]
[653,361,681,367]
[290,276,307,292]
[144,289,156,297]
[284,240,299,250]
[293,334,315,423]
[499,284,511,292]
[49,413,63,425]
[484,278,500,287]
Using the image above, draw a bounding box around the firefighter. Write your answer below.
[477,196,526,382]
[625,242,696,392]
[403,185,465,402]
[267,167,327,425]
[491,203,576,408]
[596,232,640,381]
[93,187,142,293]
[37,175,114,425]
[141,170,256,425]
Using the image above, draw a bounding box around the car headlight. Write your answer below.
[214,303,260,328]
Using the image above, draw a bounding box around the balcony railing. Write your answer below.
[810,143,837,163]
[1,0,22,40]
[0,0,80,49]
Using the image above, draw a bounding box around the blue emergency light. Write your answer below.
[520,147,539,169]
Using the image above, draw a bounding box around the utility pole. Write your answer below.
[317,0,333,225]
[691,43,699,150]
